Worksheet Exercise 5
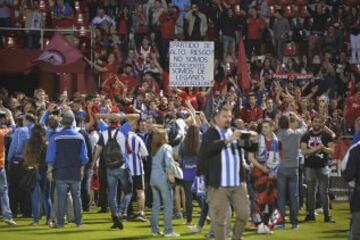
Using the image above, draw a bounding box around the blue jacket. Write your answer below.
[7,124,34,162]
[46,128,89,181]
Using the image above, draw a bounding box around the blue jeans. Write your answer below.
[223,35,236,60]
[81,168,93,211]
[31,168,53,223]
[150,180,173,234]
[0,168,13,220]
[107,168,132,216]
[55,180,82,226]
[277,167,299,225]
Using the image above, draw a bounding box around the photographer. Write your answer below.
[199,105,257,240]
[185,4,208,41]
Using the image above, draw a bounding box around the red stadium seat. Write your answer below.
[283,42,298,57]
[276,0,291,6]
[344,0,356,7]
[294,0,307,6]
[298,5,310,18]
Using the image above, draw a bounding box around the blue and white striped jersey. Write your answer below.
[127,132,149,176]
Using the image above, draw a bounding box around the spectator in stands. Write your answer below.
[0,0,13,48]
[172,0,191,17]
[307,2,330,61]
[273,10,290,60]
[52,0,74,29]
[301,114,335,223]
[24,124,54,226]
[219,6,238,62]
[7,113,35,218]
[25,0,44,49]
[91,7,115,29]
[185,4,208,41]
[46,111,89,228]
[344,88,360,133]
[240,93,263,123]
[0,108,16,226]
[350,15,360,63]
[246,8,263,56]
[159,6,179,63]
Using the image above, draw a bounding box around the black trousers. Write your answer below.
[8,163,31,217]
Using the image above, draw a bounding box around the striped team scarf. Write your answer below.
[257,133,280,177]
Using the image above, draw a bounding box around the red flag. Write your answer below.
[237,38,251,93]
[24,33,83,74]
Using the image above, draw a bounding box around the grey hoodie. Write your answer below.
[277,120,307,168]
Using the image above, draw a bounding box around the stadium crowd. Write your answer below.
[0,0,360,239]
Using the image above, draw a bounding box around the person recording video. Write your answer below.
[198,105,257,240]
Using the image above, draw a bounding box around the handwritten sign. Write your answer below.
[169,41,214,87]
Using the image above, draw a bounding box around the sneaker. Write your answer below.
[257,223,273,234]
[206,232,215,239]
[315,208,323,214]
[274,224,285,230]
[76,224,85,228]
[304,214,316,222]
[30,222,40,226]
[136,214,147,222]
[324,216,336,223]
[164,232,180,237]
[292,224,300,230]
[152,231,163,236]
[48,221,55,228]
[4,219,17,226]
[174,212,183,219]
[54,224,64,229]
[189,225,202,233]
[97,208,109,213]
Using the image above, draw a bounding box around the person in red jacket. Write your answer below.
[344,89,360,132]
[246,8,263,56]
[159,6,179,62]
[240,92,263,123]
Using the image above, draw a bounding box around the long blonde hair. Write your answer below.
[151,128,168,157]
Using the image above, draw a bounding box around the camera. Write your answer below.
[0,111,6,119]
[238,130,252,148]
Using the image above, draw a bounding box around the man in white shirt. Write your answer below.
[91,8,115,28]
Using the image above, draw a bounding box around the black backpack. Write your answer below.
[165,119,183,147]
[103,129,124,169]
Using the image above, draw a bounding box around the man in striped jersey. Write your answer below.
[199,106,257,240]
[127,130,149,222]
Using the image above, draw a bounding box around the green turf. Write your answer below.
[0,202,350,240]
